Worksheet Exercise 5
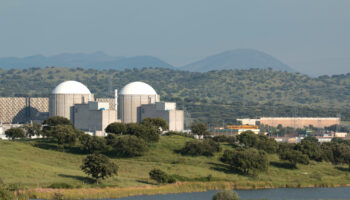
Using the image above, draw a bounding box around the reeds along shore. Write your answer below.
[21,181,350,200]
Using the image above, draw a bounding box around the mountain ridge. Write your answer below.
[182,49,296,72]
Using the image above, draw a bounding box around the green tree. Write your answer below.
[105,122,127,135]
[113,135,148,157]
[149,169,169,184]
[79,134,107,153]
[221,148,268,175]
[237,131,259,148]
[81,154,118,183]
[43,116,72,126]
[5,128,25,140]
[23,123,42,138]
[126,123,160,142]
[212,191,239,200]
[295,140,323,161]
[190,122,210,136]
[141,117,169,131]
[279,150,309,168]
[48,125,77,145]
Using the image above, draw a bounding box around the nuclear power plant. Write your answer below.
[0,80,184,136]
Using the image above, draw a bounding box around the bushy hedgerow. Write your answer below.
[149,169,175,184]
[279,149,309,168]
[79,134,107,153]
[126,123,160,142]
[113,135,148,157]
[180,139,221,156]
[212,135,236,144]
[220,148,268,175]
[237,131,278,153]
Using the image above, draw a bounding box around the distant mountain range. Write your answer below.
[0,51,175,70]
[181,49,295,72]
[0,49,296,73]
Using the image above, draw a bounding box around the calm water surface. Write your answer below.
[108,187,350,200]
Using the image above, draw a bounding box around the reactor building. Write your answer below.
[0,80,184,136]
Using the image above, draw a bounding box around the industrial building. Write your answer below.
[237,117,340,129]
[0,80,184,136]
[210,125,260,136]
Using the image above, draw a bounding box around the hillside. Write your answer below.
[0,136,349,199]
[182,49,296,72]
[1,67,350,123]
[0,52,175,70]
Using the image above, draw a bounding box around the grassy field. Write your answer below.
[1,135,350,199]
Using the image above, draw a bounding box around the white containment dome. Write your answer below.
[49,80,94,121]
[118,81,160,123]
[52,80,91,94]
[119,81,157,95]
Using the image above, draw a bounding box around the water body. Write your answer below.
[111,187,350,200]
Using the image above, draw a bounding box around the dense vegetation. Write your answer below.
[1,67,350,124]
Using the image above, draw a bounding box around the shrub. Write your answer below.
[279,150,309,168]
[48,182,74,189]
[212,190,239,200]
[5,128,25,140]
[105,122,127,135]
[0,185,14,200]
[149,169,174,184]
[113,135,148,157]
[164,131,194,138]
[180,139,221,156]
[221,148,268,175]
[212,135,236,144]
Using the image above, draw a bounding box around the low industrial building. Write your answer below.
[140,102,184,132]
[210,125,260,136]
[260,117,340,129]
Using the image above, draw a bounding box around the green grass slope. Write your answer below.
[1,135,350,189]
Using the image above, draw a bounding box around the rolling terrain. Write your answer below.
[0,136,349,199]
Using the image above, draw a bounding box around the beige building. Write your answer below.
[0,97,49,124]
[73,101,118,136]
[140,102,184,131]
[260,117,340,128]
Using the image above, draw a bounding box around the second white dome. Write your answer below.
[119,81,157,95]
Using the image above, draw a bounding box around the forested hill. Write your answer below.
[1,67,350,123]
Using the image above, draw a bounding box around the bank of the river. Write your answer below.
[26,182,350,200]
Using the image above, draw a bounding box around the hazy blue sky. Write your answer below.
[0,0,349,76]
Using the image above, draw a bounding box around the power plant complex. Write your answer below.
[0,80,184,136]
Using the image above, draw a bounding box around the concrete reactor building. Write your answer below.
[118,81,160,123]
[0,80,185,136]
[49,81,94,120]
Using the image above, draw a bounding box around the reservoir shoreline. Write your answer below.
[28,181,350,200]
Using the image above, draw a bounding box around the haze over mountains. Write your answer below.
[0,49,296,73]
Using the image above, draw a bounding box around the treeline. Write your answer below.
[2,67,350,123]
